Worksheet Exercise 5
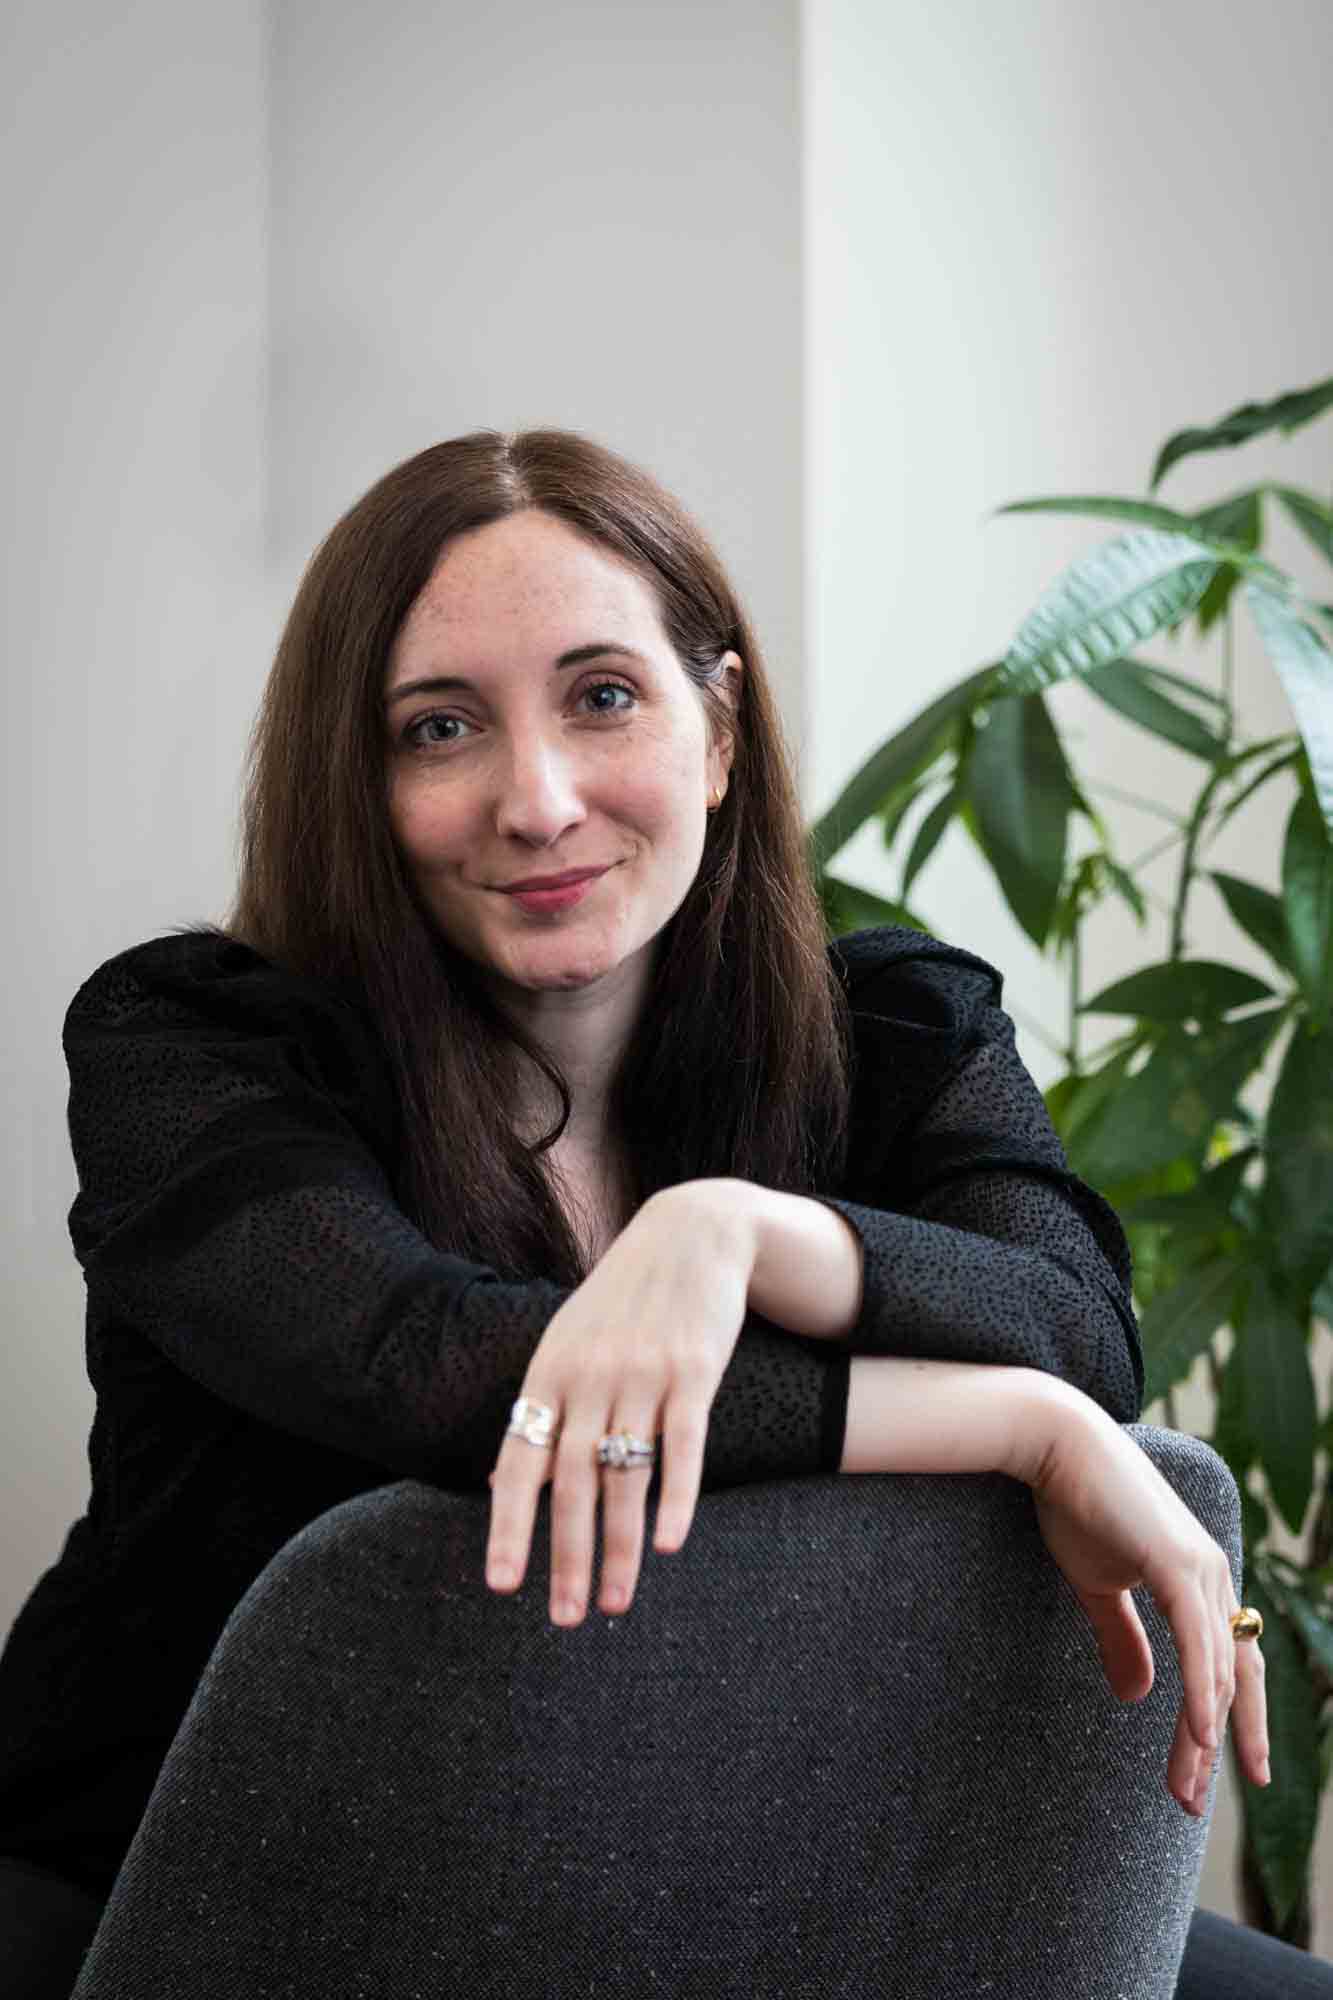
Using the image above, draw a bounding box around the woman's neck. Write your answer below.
[490,945,653,1153]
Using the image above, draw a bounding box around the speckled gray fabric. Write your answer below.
[0,922,1143,1907]
[67,1434,1235,1999]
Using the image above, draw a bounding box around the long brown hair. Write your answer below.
[219,429,851,1284]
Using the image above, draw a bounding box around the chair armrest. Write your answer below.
[72,1424,1239,2000]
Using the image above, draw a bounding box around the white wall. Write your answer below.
[265,0,806,720]
[2,0,269,1613]
[805,0,1333,1950]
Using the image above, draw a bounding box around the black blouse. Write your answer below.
[0,923,1143,1898]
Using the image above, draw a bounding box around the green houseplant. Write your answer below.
[807,374,1333,1950]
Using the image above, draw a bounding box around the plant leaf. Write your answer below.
[1243,582,1333,836]
[1234,1264,1318,1537]
[1048,855,1098,955]
[1212,742,1303,836]
[1079,658,1228,762]
[962,693,1073,946]
[1233,1572,1323,1933]
[996,494,1203,531]
[1049,850,1146,952]
[1045,1040,1145,1154]
[1261,1016,1333,1295]
[879,773,940,854]
[1210,1343,1258,1490]
[996,531,1220,698]
[1267,1575,1333,1683]
[1103,855,1148,926]
[1192,564,1243,640]
[1210,872,1296,976]
[993,493,1269,571]
[1080,960,1274,1021]
[1191,490,1263,551]
[1185,492,1263,640]
[1281,788,1333,1020]
[817,873,931,939]
[1123,1147,1255,1228]
[1138,1252,1241,1406]
[1071,1010,1285,1185]
[901,785,959,900]
[1149,374,1333,491]
[1314,1257,1333,1328]
[1271,485,1333,568]
[806,663,999,874]
[1135,660,1229,716]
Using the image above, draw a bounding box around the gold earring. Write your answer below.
[706,789,723,813]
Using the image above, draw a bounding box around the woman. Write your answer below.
[0,428,1312,1997]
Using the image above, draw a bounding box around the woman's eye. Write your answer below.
[400,680,635,752]
[402,713,471,749]
[582,679,636,715]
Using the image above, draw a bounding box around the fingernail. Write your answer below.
[488,1561,514,1589]
[601,1582,627,1612]
[1261,1758,1271,1784]
[553,1597,580,1623]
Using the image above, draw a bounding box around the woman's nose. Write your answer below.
[492,735,587,845]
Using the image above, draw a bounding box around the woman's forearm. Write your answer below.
[648,1184,1083,1484]
[841,1354,1083,1485]
[650,1184,1091,1486]
[675,1180,864,1340]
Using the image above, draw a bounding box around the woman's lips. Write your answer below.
[502,870,607,914]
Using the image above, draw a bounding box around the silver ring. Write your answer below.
[507,1395,560,1449]
[597,1430,657,1472]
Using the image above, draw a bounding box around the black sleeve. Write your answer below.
[818,972,1144,1425]
[64,939,849,1494]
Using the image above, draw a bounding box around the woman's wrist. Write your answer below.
[841,1355,1090,1482]
[645,1180,863,1341]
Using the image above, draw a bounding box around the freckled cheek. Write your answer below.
[389,787,471,874]
[613,748,702,830]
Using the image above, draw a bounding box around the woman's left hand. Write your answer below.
[1027,1396,1270,1818]
[484,1184,753,1626]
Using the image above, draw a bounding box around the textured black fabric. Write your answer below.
[0,922,1143,1904]
[0,1856,105,1999]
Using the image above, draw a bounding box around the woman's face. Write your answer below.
[383,509,738,1003]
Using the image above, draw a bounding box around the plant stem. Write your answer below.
[1080,781,1187,827]
[1169,759,1233,961]
[1130,883,1180,923]
[1069,920,1082,1072]
[1126,828,1190,873]
[1222,600,1235,750]
[1169,598,1250,961]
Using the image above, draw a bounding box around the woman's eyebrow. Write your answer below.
[383,642,649,709]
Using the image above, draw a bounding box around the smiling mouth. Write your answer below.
[497,866,612,893]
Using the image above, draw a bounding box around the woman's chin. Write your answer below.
[489,933,624,994]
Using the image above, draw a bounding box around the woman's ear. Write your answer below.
[714,650,743,774]
[718,650,744,711]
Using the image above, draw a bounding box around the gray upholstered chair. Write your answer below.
[67,1424,1237,1999]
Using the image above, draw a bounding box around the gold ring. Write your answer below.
[1230,1606,1264,1643]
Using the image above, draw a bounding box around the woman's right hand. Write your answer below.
[484,1183,756,1627]
[1027,1397,1270,1819]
